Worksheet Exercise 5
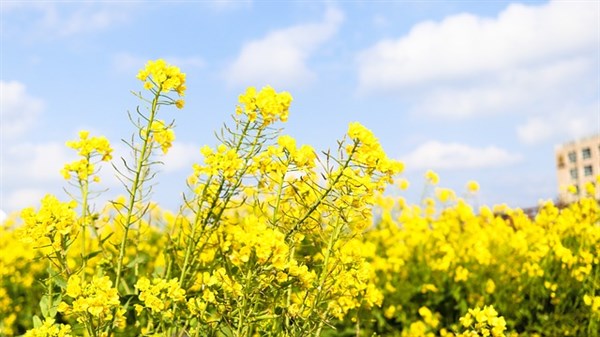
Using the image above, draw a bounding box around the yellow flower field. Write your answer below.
[1,60,598,337]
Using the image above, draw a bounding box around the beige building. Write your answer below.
[555,134,600,203]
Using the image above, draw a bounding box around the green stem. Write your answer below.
[114,89,160,291]
[308,216,345,337]
[236,267,254,337]
[81,174,89,278]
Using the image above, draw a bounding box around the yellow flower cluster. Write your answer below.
[60,276,120,323]
[237,86,293,125]
[146,120,175,154]
[135,277,186,314]
[23,318,72,337]
[19,195,78,247]
[347,122,404,179]
[225,215,289,269]
[276,135,317,170]
[584,294,600,316]
[61,130,113,182]
[194,144,244,180]
[458,305,507,337]
[324,239,383,319]
[65,130,112,160]
[137,59,186,97]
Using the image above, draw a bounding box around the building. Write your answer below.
[555,134,600,203]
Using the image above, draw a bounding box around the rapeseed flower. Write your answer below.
[137,59,186,96]
[23,318,72,337]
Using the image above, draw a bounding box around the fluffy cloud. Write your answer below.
[5,188,47,211]
[358,1,595,90]
[4,142,75,182]
[517,108,597,145]
[3,2,133,40]
[410,57,592,118]
[224,7,344,88]
[162,142,200,173]
[357,1,598,128]
[402,141,522,171]
[1,81,44,139]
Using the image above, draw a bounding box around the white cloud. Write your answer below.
[358,1,596,90]
[224,7,344,88]
[0,210,6,224]
[517,107,598,145]
[356,1,598,123]
[6,188,47,211]
[113,53,205,75]
[1,81,44,139]
[4,142,75,182]
[402,141,522,171]
[162,142,200,172]
[3,2,133,40]
[411,57,592,118]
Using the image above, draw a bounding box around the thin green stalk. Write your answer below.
[114,89,160,291]
[236,267,255,337]
[313,216,344,337]
[282,244,297,332]
[80,175,89,278]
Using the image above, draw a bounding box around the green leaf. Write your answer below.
[84,250,103,260]
[32,315,42,328]
[39,295,51,319]
[39,294,62,319]
[54,275,67,290]
[126,255,146,268]
[100,232,114,245]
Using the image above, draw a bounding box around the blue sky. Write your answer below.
[1,0,598,220]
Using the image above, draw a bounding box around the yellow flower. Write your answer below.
[66,277,82,298]
[237,86,293,125]
[62,131,113,182]
[138,59,186,95]
[384,305,396,319]
[425,170,440,185]
[398,178,410,190]
[63,275,120,321]
[485,279,496,294]
[436,187,456,203]
[136,277,186,313]
[19,195,78,246]
[24,318,72,337]
[454,266,469,282]
[467,180,480,193]
[146,120,175,154]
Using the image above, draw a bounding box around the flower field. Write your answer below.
[1,60,599,337]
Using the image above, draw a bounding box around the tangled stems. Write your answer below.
[178,118,256,287]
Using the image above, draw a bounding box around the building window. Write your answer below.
[570,168,578,179]
[557,155,565,169]
[568,151,577,163]
[584,165,593,176]
[582,147,591,159]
